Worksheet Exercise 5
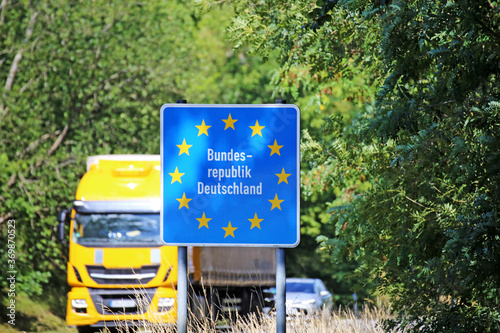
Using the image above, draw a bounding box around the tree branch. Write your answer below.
[7,173,16,187]
[1,51,22,119]
[416,100,456,113]
[432,185,467,204]
[0,0,7,25]
[46,123,70,158]
[16,130,60,158]
[0,212,13,225]
[1,11,39,123]
[40,69,126,165]
[3,50,22,89]
[474,16,500,44]
[3,11,39,92]
[404,194,426,208]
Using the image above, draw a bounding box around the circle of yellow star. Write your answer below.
[249,120,265,137]
[176,192,192,209]
[169,167,184,184]
[276,168,291,184]
[248,213,263,230]
[268,139,284,156]
[196,212,212,229]
[269,194,284,210]
[222,113,238,130]
[196,119,211,136]
[222,221,237,238]
[177,139,192,156]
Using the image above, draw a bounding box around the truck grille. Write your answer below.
[86,265,159,285]
[89,288,157,315]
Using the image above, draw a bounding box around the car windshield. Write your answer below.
[286,282,314,293]
[73,213,161,246]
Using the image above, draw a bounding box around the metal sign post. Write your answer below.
[177,246,188,333]
[275,99,287,333]
[276,248,286,333]
[175,100,188,333]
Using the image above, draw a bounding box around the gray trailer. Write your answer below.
[191,247,276,317]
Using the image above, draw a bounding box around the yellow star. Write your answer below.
[249,120,265,137]
[276,168,291,184]
[177,139,192,156]
[268,139,284,156]
[169,167,184,184]
[269,194,284,210]
[248,213,263,230]
[222,221,237,238]
[176,192,192,209]
[196,119,211,136]
[196,212,212,229]
[222,113,238,130]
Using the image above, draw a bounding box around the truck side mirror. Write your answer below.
[57,210,68,223]
[57,209,69,242]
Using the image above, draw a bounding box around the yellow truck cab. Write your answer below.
[58,155,276,332]
[58,155,178,332]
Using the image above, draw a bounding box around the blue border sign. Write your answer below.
[160,104,300,247]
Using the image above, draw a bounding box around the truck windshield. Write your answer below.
[73,213,161,246]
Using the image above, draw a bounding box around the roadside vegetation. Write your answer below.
[201,1,500,331]
[0,293,73,333]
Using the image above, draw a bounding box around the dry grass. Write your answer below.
[227,306,391,333]
[109,288,393,333]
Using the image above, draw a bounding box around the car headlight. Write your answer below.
[158,297,175,312]
[301,299,316,305]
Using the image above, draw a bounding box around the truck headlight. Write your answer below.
[158,297,175,312]
[72,299,88,309]
[72,299,88,313]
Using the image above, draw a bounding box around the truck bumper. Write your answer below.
[66,286,177,328]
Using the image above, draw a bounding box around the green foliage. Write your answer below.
[219,0,500,331]
[197,0,380,304]
[0,0,276,308]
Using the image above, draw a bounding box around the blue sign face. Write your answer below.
[160,104,300,247]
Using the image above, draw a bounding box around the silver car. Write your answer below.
[285,278,333,315]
